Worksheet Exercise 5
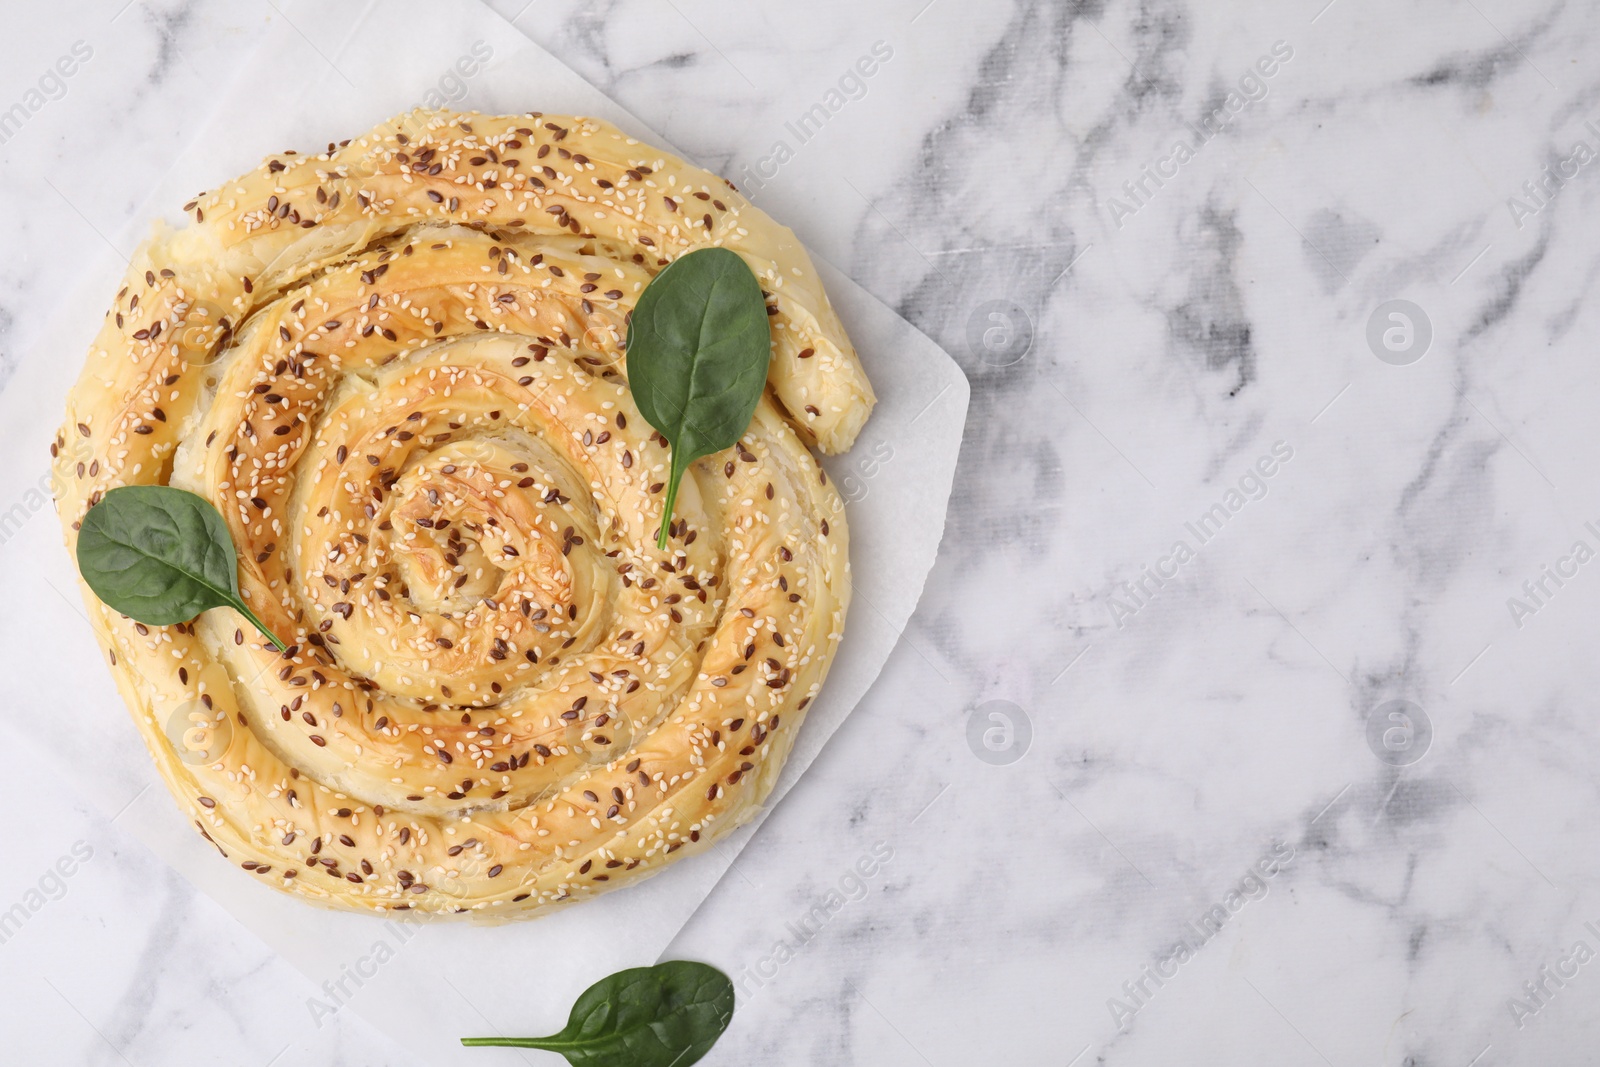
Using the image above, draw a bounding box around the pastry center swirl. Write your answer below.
[291,341,614,708]
[190,274,724,813]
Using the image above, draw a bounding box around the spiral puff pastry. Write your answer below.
[52,109,875,917]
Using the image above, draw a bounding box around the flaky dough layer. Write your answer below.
[53,109,873,918]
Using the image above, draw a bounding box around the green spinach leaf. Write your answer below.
[625,246,770,549]
[76,485,286,650]
[461,960,734,1066]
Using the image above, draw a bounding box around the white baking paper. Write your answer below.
[0,0,968,1059]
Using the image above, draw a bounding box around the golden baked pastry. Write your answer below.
[53,108,874,917]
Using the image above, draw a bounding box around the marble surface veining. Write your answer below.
[3,0,1600,1063]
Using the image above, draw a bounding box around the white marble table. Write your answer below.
[4,0,1598,1063]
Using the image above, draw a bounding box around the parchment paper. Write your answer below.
[0,0,968,1058]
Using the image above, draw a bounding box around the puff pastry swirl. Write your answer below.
[53,109,873,917]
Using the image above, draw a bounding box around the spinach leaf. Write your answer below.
[462,960,734,1066]
[625,246,770,549]
[76,485,286,651]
